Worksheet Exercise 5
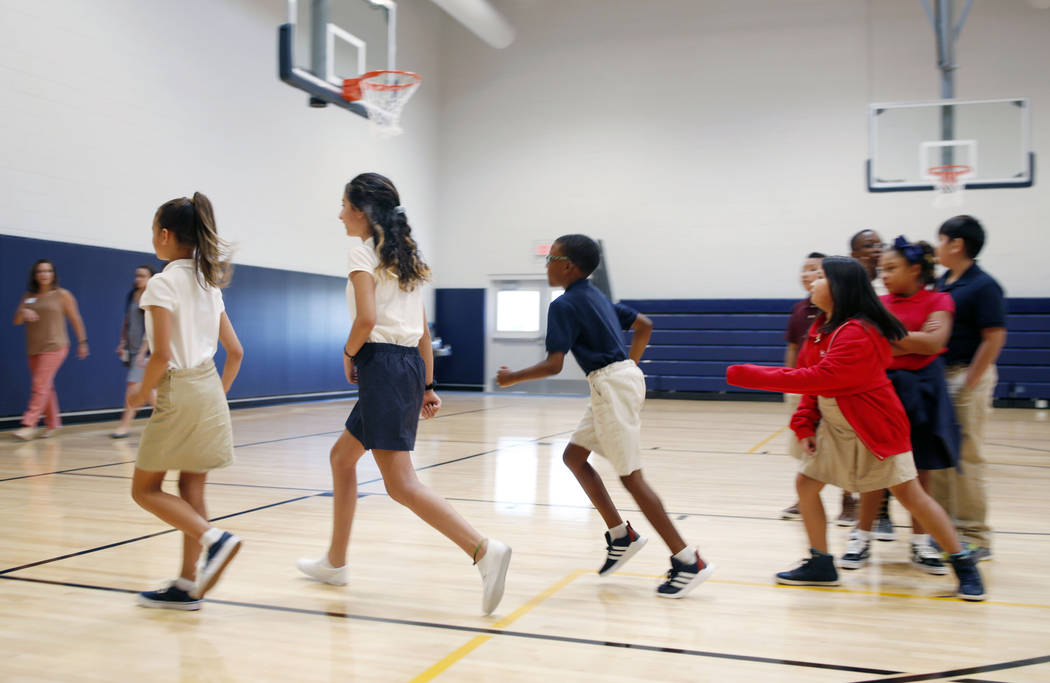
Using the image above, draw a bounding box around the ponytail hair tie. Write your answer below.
[393,205,406,216]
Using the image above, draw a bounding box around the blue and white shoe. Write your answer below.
[598,522,648,576]
[194,530,242,598]
[138,581,202,610]
[656,551,715,598]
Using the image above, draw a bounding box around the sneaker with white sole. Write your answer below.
[598,522,648,576]
[656,551,716,598]
[194,531,242,598]
[873,514,896,542]
[780,503,801,521]
[839,531,871,570]
[297,556,348,585]
[13,426,37,441]
[138,581,202,611]
[776,550,839,586]
[910,543,949,575]
[477,539,511,615]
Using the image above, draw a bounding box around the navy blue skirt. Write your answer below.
[888,358,960,471]
[345,342,425,451]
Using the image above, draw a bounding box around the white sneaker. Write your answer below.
[297,556,348,585]
[13,426,37,441]
[477,539,511,615]
[40,428,59,439]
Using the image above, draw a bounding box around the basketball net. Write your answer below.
[342,70,422,138]
[929,164,971,209]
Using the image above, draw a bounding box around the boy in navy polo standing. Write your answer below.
[929,215,1007,561]
[497,234,715,598]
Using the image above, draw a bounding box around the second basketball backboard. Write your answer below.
[867,97,1034,192]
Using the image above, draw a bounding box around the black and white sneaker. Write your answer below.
[839,531,871,570]
[910,543,949,575]
[656,551,715,599]
[138,582,202,611]
[598,522,648,576]
[194,530,242,598]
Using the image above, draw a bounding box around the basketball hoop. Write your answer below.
[342,70,422,137]
[928,164,972,208]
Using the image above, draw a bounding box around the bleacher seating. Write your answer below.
[621,298,1050,401]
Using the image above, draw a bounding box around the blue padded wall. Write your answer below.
[2,235,351,419]
[433,288,485,389]
[622,298,1050,400]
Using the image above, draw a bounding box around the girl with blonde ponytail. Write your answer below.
[129,192,245,610]
[297,173,512,616]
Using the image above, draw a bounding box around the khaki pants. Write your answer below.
[928,365,997,548]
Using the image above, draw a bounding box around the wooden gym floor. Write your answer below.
[1,393,1048,682]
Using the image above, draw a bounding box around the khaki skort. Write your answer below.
[798,397,916,493]
[137,361,234,473]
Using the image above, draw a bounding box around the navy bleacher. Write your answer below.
[622,298,1050,401]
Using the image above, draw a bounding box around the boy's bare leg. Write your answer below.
[562,443,623,529]
[620,469,686,554]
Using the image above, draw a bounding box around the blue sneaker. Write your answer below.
[138,582,202,610]
[950,551,986,601]
[194,531,242,598]
[776,549,840,586]
[656,550,715,599]
[598,522,648,576]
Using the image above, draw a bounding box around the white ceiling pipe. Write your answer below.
[429,0,515,49]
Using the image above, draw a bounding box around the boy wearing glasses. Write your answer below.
[497,234,715,598]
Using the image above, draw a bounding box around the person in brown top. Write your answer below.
[11,259,89,440]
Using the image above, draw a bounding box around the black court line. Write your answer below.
[856,654,1050,682]
[987,441,1050,455]
[440,495,1050,538]
[0,494,317,576]
[0,406,506,485]
[0,459,137,483]
[0,574,900,676]
[60,471,329,493]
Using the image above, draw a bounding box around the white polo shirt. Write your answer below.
[140,259,225,369]
[346,237,424,347]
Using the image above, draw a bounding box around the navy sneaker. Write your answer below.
[776,550,840,586]
[194,531,242,598]
[966,544,993,562]
[910,543,949,575]
[839,531,871,570]
[656,551,715,598]
[598,522,648,576]
[950,550,986,601]
[138,582,202,611]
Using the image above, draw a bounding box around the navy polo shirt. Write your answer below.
[936,262,1006,365]
[546,279,638,375]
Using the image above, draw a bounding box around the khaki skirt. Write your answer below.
[137,361,234,473]
[798,397,916,493]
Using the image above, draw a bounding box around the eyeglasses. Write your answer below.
[545,255,571,265]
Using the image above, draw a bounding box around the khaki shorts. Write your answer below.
[798,397,916,493]
[570,360,645,476]
[137,361,234,473]
[785,393,803,460]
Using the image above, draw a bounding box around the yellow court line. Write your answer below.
[614,571,1050,609]
[409,569,589,682]
[747,425,788,453]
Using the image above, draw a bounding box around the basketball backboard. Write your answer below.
[867,97,1034,192]
[278,0,396,117]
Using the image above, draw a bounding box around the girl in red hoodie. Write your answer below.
[727,256,984,600]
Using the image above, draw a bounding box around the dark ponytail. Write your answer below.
[345,172,431,291]
[888,235,936,286]
[154,192,233,288]
[820,256,906,341]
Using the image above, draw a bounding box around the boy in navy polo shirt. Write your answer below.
[497,235,715,598]
[929,215,1007,561]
